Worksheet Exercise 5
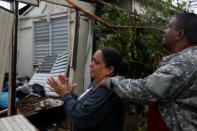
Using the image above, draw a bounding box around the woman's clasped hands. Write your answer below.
[47,74,77,97]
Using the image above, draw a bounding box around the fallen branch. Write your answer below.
[65,0,111,27]
[111,25,164,32]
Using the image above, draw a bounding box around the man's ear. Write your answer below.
[176,29,185,40]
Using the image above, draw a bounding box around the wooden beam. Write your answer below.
[65,0,112,27]
[8,0,18,116]
[0,109,8,116]
[71,9,79,70]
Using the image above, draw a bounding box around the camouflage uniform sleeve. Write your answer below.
[106,64,183,104]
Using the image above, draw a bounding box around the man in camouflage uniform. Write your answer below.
[99,12,197,130]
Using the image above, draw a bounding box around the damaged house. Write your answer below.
[0,0,185,130]
[0,0,95,130]
[17,0,95,95]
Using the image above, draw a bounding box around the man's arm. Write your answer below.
[106,64,183,104]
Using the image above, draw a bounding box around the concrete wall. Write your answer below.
[18,22,34,77]
[67,2,95,95]
[118,0,144,14]
[69,17,93,95]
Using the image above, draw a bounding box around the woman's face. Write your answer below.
[89,50,111,82]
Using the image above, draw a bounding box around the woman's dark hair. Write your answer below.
[175,12,197,44]
[100,47,129,76]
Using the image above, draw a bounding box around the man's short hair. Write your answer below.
[175,12,197,44]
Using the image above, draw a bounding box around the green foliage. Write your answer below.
[94,0,185,78]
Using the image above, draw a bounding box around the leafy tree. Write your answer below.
[94,0,186,78]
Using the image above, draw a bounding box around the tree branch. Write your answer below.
[65,0,164,32]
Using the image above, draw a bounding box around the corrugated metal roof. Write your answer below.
[37,55,57,73]
[28,50,70,97]
[45,50,71,97]
[28,55,57,86]
[28,73,51,86]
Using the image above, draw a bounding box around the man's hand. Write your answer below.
[95,77,109,89]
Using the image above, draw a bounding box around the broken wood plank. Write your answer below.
[0,109,8,116]
[0,114,37,131]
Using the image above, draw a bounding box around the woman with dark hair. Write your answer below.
[47,47,128,131]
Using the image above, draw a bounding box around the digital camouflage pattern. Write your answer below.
[106,46,197,131]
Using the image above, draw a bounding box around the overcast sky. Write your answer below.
[172,0,197,13]
[0,1,26,9]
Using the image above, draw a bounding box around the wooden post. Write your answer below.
[8,0,18,116]
[71,9,79,70]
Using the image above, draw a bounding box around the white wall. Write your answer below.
[68,3,95,95]
[18,22,34,77]
[118,0,144,14]
[69,17,92,95]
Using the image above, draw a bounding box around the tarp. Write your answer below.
[0,92,18,109]
[0,7,14,102]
